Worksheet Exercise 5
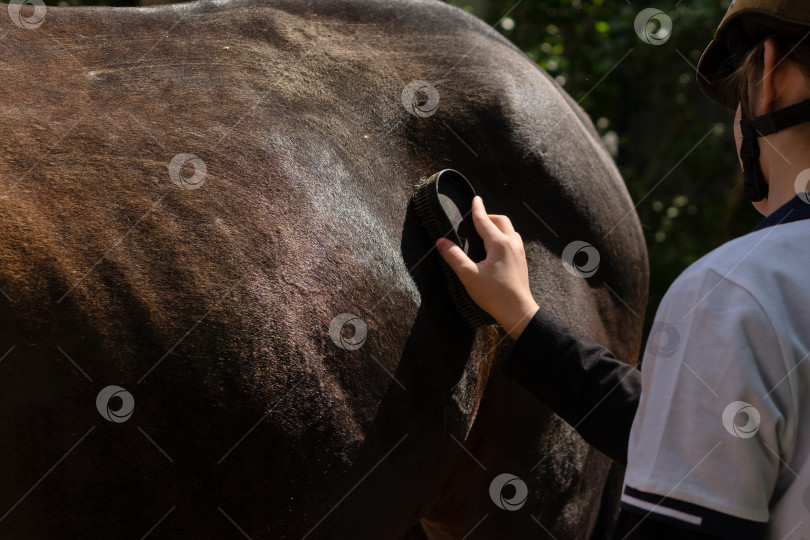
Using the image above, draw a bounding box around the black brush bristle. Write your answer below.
[411,169,496,328]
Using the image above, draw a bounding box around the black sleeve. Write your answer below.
[615,509,734,540]
[500,307,641,465]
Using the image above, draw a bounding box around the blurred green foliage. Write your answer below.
[44,0,758,357]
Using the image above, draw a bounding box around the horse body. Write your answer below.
[0,1,647,538]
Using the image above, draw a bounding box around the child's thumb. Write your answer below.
[436,238,477,280]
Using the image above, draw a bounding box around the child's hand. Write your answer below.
[436,196,539,340]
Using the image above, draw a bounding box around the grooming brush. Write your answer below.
[411,168,496,328]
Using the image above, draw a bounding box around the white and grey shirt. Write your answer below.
[503,193,810,539]
[621,196,810,539]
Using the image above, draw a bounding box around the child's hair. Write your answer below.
[720,19,810,118]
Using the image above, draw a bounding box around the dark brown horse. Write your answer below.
[0,0,648,538]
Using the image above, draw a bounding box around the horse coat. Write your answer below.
[0,0,648,538]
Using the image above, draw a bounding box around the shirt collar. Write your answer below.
[750,194,810,233]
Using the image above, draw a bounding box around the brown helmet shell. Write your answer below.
[696,0,810,109]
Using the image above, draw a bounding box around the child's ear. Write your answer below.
[758,37,782,114]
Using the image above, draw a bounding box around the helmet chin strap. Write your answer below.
[739,98,810,202]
